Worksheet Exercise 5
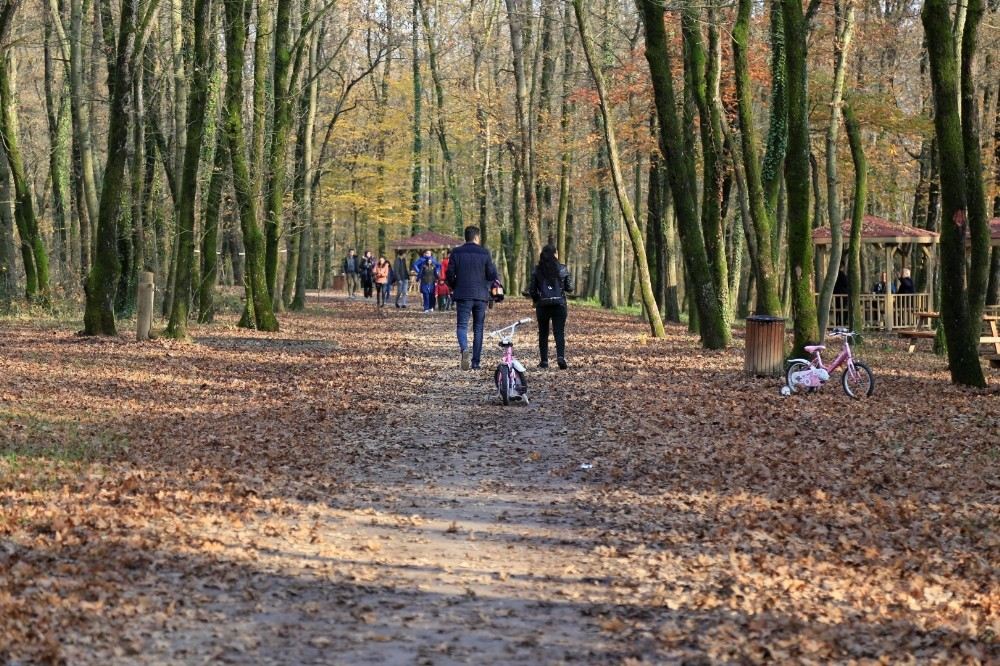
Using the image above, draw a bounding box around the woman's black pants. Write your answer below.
[536,303,567,363]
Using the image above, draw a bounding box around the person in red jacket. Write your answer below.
[435,279,452,311]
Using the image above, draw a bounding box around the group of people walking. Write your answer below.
[341,227,574,372]
[342,248,454,312]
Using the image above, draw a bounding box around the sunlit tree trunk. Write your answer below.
[636,0,727,347]
[223,0,277,331]
[0,44,48,303]
[575,0,663,338]
[504,0,542,270]
[817,0,855,335]
[0,141,16,305]
[410,0,422,233]
[844,102,866,335]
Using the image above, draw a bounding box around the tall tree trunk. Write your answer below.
[166,0,213,338]
[921,0,988,386]
[555,0,574,261]
[844,102,867,334]
[817,0,855,335]
[410,0,422,233]
[682,1,729,326]
[44,12,73,285]
[782,0,820,353]
[730,0,782,315]
[595,110,619,309]
[418,0,463,233]
[574,0,663,338]
[199,121,227,323]
[0,141,16,305]
[636,0,728,347]
[63,0,98,276]
[263,0,303,306]
[223,0,277,331]
[291,14,319,312]
[83,0,138,335]
[0,47,48,303]
[505,0,542,270]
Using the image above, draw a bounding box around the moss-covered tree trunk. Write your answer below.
[576,0,663,337]
[682,3,729,326]
[782,0,819,354]
[922,0,988,387]
[636,0,728,347]
[291,16,319,312]
[83,0,138,335]
[199,126,227,323]
[730,0,782,315]
[166,0,213,339]
[554,0,574,261]
[844,102,866,334]
[44,14,73,284]
[410,0,422,233]
[0,43,49,303]
[0,141,16,305]
[223,0,277,332]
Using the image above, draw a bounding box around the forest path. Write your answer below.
[3,291,998,664]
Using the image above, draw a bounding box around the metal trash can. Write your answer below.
[744,315,786,377]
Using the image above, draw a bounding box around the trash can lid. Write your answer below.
[746,314,786,323]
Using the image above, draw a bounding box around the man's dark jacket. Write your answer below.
[446,242,498,302]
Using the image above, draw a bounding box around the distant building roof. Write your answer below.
[390,231,465,250]
[813,215,939,245]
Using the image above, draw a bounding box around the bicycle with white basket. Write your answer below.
[488,318,532,405]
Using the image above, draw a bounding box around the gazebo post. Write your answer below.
[923,244,935,312]
[884,244,894,331]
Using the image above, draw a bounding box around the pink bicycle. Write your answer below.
[488,317,532,405]
[784,328,875,399]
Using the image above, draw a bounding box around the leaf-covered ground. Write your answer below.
[1,292,998,664]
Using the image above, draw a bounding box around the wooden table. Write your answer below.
[897,311,939,353]
[983,315,1000,367]
[898,311,1000,364]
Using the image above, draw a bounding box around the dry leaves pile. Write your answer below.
[1,291,998,664]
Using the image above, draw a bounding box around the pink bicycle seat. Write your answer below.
[804,344,825,354]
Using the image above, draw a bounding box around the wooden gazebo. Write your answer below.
[813,215,939,331]
[390,231,464,251]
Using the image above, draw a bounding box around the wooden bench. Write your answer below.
[898,311,939,353]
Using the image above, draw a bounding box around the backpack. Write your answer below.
[538,271,564,306]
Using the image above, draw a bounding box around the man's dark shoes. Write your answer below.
[557,357,568,370]
[538,361,549,369]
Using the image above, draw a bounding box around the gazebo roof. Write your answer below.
[390,230,464,250]
[813,215,939,245]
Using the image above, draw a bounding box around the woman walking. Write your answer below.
[373,256,391,308]
[529,244,574,369]
[360,250,375,299]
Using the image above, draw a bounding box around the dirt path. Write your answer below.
[3,292,998,664]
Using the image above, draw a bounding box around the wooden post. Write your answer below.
[883,245,894,331]
[137,271,154,341]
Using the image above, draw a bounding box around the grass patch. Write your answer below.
[573,297,644,318]
[0,410,128,464]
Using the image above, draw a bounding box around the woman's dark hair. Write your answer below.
[538,244,560,281]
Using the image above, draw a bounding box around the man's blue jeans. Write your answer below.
[455,299,488,367]
[395,279,408,307]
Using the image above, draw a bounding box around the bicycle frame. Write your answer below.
[813,337,854,374]
[489,318,532,404]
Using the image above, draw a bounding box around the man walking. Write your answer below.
[446,226,498,370]
[342,249,359,299]
[393,249,410,308]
